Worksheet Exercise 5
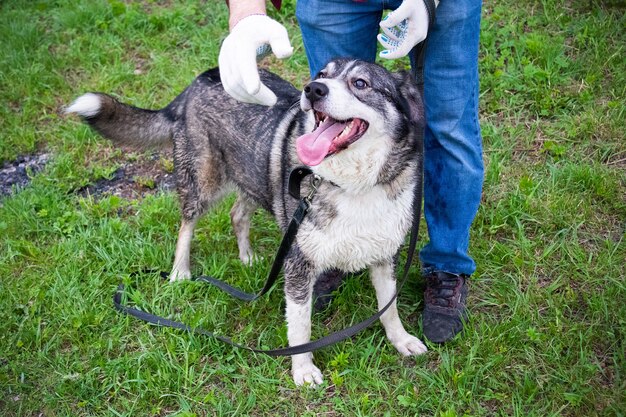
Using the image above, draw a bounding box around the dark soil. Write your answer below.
[0,151,176,201]
[0,153,51,198]
[76,151,176,199]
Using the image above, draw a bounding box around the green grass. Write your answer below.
[1,0,625,415]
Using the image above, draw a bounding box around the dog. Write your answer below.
[66,58,427,386]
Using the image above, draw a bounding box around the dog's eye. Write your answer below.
[317,71,327,79]
[353,79,368,89]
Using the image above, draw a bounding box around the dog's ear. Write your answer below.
[392,71,425,129]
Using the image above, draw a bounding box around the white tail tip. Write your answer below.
[65,93,101,117]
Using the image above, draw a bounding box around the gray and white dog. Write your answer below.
[66,58,427,386]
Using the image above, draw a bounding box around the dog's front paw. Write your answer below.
[292,362,324,387]
[390,333,428,356]
[238,248,256,266]
[169,268,192,282]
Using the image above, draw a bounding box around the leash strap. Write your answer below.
[193,197,310,302]
[113,165,422,356]
[189,167,316,302]
[424,0,437,29]
[113,195,421,357]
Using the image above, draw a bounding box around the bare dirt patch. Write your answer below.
[76,151,176,200]
[0,152,51,198]
[0,150,176,202]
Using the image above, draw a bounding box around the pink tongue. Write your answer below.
[296,118,347,166]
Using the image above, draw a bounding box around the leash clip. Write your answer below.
[304,175,322,205]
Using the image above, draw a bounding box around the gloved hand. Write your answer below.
[377,0,436,60]
[219,14,293,106]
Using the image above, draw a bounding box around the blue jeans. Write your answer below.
[296,0,484,276]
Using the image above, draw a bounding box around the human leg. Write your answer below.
[418,0,484,342]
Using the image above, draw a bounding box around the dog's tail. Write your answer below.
[65,91,183,149]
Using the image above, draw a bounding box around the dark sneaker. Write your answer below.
[312,269,345,311]
[422,271,469,344]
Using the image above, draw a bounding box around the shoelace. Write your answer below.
[425,274,464,308]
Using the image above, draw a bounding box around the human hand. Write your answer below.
[377,0,435,60]
[219,14,293,106]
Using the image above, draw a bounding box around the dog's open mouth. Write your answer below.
[296,111,369,166]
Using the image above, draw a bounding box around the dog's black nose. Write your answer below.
[304,81,329,103]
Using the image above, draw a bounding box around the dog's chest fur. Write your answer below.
[297,184,414,273]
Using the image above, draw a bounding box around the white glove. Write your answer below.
[377,0,433,60]
[219,14,294,106]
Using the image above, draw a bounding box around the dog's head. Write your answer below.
[297,59,424,191]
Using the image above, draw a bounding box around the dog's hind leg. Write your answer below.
[230,194,257,265]
[370,261,427,356]
[169,217,199,282]
[169,140,230,281]
[284,249,323,387]
[170,185,229,282]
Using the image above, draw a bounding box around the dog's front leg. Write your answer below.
[286,297,323,387]
[284,251,323,387]
[370,260,427,356]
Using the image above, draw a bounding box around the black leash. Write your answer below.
[192,167,321,303]
[113,164,422,356]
